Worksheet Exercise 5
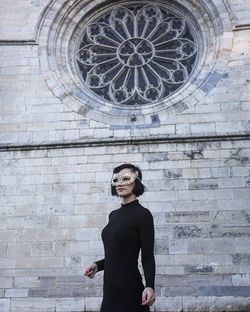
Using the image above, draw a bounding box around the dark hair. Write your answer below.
[111,163,146,197]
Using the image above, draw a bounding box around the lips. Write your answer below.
[117,188,125,191]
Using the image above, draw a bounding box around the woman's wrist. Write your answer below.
[145,286,154,291]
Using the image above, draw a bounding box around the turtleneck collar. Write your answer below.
[121,199,139,208]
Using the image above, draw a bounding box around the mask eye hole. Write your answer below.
[113,178,118,183]
[122,176,131,181]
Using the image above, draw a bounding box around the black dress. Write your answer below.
[95,199,155,312]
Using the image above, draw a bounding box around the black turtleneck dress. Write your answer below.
[94,199,155,312]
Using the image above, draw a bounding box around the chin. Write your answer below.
[118,192,127,196]
[119,193,131,197]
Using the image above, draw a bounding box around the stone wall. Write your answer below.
[1,140,250,311]
[0,0,250,311]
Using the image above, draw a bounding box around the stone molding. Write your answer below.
[0,134,249,152]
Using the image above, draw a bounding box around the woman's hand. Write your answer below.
[83,263,98,279]
[141,287,155,306]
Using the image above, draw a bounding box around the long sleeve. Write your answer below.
[94,210,114,272]
[138,208,155,290]
[94,258,105,272]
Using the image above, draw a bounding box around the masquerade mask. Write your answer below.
[111,171,140,186]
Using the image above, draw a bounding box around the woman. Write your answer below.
[84,163,156,312]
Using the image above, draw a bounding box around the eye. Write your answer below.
[122,176,131,181]
[113,178,118,183]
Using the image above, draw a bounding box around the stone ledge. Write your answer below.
[0,134,249,152]
[0,40,38,46]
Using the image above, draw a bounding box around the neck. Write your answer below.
[121,194,137,205]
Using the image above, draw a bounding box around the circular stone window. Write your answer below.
[38,0,229,126]
[75,4,198,106]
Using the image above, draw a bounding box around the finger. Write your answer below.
[141,292,147,303]
[84,270,93,276]
[84,270,90,276]
[141,294,150,305]
[142,294,154,305]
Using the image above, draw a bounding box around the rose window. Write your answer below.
[76,4,198,106]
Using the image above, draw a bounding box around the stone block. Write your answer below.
[4,288,28,298]
[84,297,102,311]
[232,273,250,286]
[169,239,188,254]
[0,243,7,256]
[144,152,169,162]
[68,241,88,256]
[235,238,250,253]
[31,242,54,256]
[10,298,55,312]
[213,238,235,253]
[0,277,13,288]
[14,277,38,288]
[0,299,10,312]
[29,287,48,298]
[55,298,85,311]
[7,243,31,257]
[174,225,203,238]
[0,258,15,269]
[234,297,250,311]
[154,296,183,312]
[233,253,250,265]
[165,266,184,274]
[188,178,218,190]
[188,238,213,254]
[58,215,86,228]
[182,296,210,312]
[209,296,235,312]
[210,274,232,286]
[85,215,106,227]
[161,286,197,296]
[155,239,169,254]
[198,286,250,296]
[6,217,25,229]
[184,265,214,274]
[175,254,232,266]
[75,228,99,241]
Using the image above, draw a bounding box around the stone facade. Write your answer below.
[0,0,250,311]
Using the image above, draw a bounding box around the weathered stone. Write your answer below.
[1,1,250,311]
[184,265,214,273]
[198,286,250,297]
[4,288,28,298]
[55,298,85,311]
[174,225,203,238]
[0,299,10,312]
[232,253,250,265]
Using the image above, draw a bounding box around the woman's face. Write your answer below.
[114,168,136,197]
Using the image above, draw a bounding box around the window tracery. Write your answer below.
[76,4,198,106]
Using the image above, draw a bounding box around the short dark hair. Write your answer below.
[111,163,146,197]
